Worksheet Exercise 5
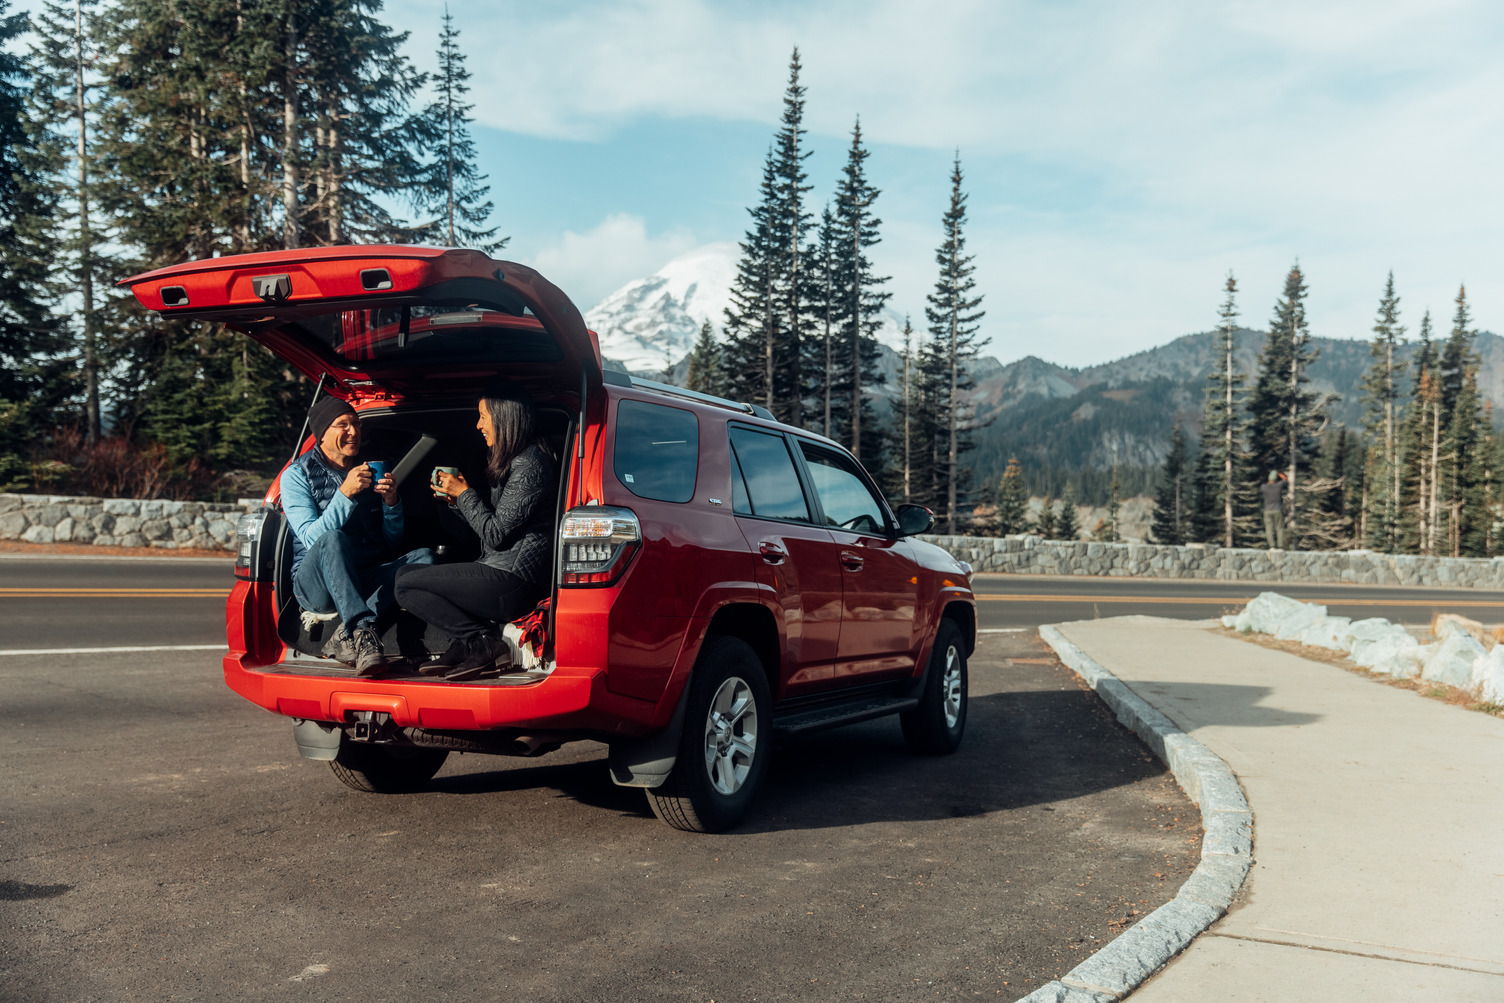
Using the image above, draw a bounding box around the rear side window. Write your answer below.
[729,427,810,522]
[614,399,699,503]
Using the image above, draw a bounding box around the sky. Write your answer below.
[29,0,1504,368]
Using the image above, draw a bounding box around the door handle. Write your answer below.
[840,550,864,572]
[758,541,786,564]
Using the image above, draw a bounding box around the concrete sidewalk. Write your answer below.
[1047,616,1504,1002]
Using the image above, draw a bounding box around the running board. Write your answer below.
[772,696,918,735]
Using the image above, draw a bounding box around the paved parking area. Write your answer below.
[1,632,1197,1001]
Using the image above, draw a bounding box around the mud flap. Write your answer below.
[292,718,342,761]
[608,684,691,789]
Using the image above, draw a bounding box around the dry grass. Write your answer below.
[1222,627,1504,719]
[0,539,232,559]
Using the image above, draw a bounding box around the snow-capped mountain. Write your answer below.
[585,243,738,376]
[585,243,912,377]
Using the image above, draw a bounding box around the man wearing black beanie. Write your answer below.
[281,396,434,675]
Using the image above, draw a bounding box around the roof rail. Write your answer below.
[603,370,775,420]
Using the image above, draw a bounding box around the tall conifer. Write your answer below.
[1247,263,1328,548]
[1151,424,1191,545]
[922,155,984,531]
[830,117,889,467]
[0,0,68,484]
[1360,272,1406,551]
[416,7,503,251]
[725,50,812,422]
[1192,273,1252,546]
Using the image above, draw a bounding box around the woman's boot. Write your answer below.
[418,635,472,676]
[444,629,507,681]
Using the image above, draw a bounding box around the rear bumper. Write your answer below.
[222,654,658,734]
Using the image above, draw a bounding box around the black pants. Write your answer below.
[395,562,540,639]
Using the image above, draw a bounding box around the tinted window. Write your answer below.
[729,427,810,521]
[614,400,698,503]
[799,443,888,535]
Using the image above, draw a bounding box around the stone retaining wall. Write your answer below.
[920,533,1504,588]
[0,493,257,551]
[2,491,1499,587]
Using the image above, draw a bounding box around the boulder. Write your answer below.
[1296,616,1353,652]
[1432,613,1487,647]
[1421,631,1487,690]
[1474,648,1504,704]
[1351,628,1424,677]
[1234,591,1327,639]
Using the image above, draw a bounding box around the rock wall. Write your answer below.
[920,533,1504,588]
[0,493,257,551]
[2,491,1500,587]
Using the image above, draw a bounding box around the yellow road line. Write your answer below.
[974,593,1504,608]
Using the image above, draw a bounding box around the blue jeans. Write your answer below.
[294,530,435,630]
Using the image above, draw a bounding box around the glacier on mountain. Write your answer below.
[584,242,910,377]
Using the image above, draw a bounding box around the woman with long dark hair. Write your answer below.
[396,382,557,680]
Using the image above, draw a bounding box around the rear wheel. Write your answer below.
[901,620,967,754]
[647,636,771,833]
[329,739,449,793]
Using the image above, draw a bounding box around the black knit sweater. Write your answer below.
[453,443,557,588]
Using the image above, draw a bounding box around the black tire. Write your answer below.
[328,740,449,793]
[901,619,967,755]
[647,636,772,833]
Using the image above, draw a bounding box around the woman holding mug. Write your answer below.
[396,381,557,680]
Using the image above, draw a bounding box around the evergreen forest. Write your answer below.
[2,3,1501,558]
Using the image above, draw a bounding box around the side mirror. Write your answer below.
[895,503,935,537]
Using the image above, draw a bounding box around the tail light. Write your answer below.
[233,508,279,581]
[559,506,641,586]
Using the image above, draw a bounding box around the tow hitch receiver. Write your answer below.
[347,710,397,742]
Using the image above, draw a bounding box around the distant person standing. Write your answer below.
[1261,471,1287,549]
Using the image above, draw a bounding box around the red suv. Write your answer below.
[123,245,976,832]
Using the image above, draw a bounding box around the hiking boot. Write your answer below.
[321,622,356,664]
[444,630,507,681]
[352,626,391,678]
[418,636,472,676]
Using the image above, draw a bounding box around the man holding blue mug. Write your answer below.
[281,397,434,675]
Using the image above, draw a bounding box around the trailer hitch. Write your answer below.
[346,710,397,743]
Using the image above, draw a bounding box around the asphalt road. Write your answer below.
[2,556,1494,1000]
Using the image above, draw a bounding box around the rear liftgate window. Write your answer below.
[614,400,699,503]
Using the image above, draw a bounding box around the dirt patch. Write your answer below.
[0,540,232,559]
[1223,627,1504,719]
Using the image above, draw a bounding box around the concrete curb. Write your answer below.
[1020,624,1254,1002]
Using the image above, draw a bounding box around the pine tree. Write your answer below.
[1151,424,1191,544]
[1398,314,1442,554]
[723,153,778,408]
[1096,468,1122,542]
[724,49,812,424]
[1247,262,1330,548]
[415,6,504,251]
[1034,496,1057,538]
[28,0,116,442]
[684,321,726,397]
[809,203,838,437]
[0,0,68,486]
[922,154,985,533]
[1443,365,1490,556]
[996,456,1027,535]
[898,315,915,502]
[829,117,889,467]
[1193,272,1253,546]
[1360,272,1407,552]
[1057,485,1080,541]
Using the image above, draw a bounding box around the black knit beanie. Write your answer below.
[308,396,356,443]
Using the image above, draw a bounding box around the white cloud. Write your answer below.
[525,213,699,312]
